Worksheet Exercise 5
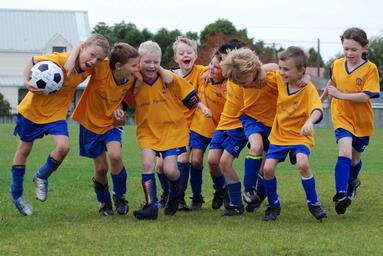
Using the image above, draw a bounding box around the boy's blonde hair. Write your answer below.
[84,33,110,56]
[138,40,162,56]
[220,48,262,84]
[172,36,198,53]
[109,42,138,70]
[277,46,308,70]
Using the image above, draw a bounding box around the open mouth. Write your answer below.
[183,59,191,65]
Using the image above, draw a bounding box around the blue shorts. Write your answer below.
[335,128,370,153]
[210,128,247,158]
[240,114,271,151]
[190,130,211,152]
[266,144,311,165]
[79,125,122,158]
[155,147,187,158]
[13,114,68,142]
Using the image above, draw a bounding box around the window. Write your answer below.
[52,46,67,53]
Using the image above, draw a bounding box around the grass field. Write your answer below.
[0,124,382,255]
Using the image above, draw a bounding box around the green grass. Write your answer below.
[0,125,382,255]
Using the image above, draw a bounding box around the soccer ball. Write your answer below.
[29,61,64,94]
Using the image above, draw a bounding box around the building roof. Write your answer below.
[0,9,90,52]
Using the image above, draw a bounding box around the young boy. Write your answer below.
[187,49,227,210]
[131,41,211,220]
[157,36,208,210]
[262,46,327,221]
[220,48,279,213]
[10,34,109,216]
[70,42,139,216]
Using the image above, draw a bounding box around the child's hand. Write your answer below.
[202,71,209,87]
[300,121,314,136]
[327,85,342,99]
[113,107,125,127]
[198,103,212,118]
[25,81,45,95]
[296,74,311,87]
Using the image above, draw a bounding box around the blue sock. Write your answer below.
[190,165,203,199]
[93,178,111,203]
[301,176,319,206]
[168,177,181,198]
[256,174,266,199]
[142,173,158,209]
[264,177,280,206]
[177,162,190,193]
[111,168,127,196]
[335,156,351,194]
[227,181,243,207]
[350,160,362,181]
[10,165,25,200]
[244,154,262,190]
[212,174,226,191]
[157,172,169,195]
[36,155,60,179]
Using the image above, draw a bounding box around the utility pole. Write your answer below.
[316,38,321,77]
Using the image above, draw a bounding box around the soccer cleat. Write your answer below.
[33,175,48,202]
[263,204,281,221]
[308,203,327,221]
[212,188,228,210]
[222,204,244,216]
[333,193,352,215]
[99,202,114,216]
[178,193,189,211]
[165,195,180,216]
[158,192,168,208]
[347,178,361,200]
[189,196,204,211]
[243,188,265,213]
[133,204,158,220]
[12,196,33,216]
[113,194,129,215]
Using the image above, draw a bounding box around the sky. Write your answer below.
[2,0,382,61]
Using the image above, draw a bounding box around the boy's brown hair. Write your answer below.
[109,43,138,70]
[84,33,110,56]
[277,46,308,70]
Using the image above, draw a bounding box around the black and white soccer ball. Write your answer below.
[30,61,64,94]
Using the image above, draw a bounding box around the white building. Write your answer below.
[0,8,90,113]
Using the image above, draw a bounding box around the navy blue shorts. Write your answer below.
[155,147,187,158]
[210,128,247,158]
[240,114,271,151]
[13,114,68,142]
[79,125,122,158]
[190,130,211,152]
[335,128,369,153]
[266,144,310,165]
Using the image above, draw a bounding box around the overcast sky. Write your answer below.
[2,0,382,61]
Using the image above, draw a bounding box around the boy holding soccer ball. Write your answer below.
[9,34,109,216]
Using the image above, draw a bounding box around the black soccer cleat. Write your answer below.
[263,204,281,221]
[222,204,244,217]
[243,188,265,213]
[178,193,189,211]
[113,194,129,215]
[158,192,168,208]
[189,196,204,211]
[333,193,352,215]
[165,195,181,216]
[347,178,361,200]
[212,188,228,210]
[308,203,327,221]
[133,204,158,220]
[99,202,114,216]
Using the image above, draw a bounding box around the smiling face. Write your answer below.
[208,56,224,82]
[139,51,161,81]
[173,42,197,73]
[78,44,107,71]
[116,57,139,80]
[342,38,366,67]
[278,58,305,85]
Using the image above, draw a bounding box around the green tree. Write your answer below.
[0,92,11,115]
[307,47,324,67]
[200,19,238,44]
[368,36,383,90]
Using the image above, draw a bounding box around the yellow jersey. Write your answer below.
[217,80,244,130]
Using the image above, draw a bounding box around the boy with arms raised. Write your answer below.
[9,34,109,216]
[132,41,211,220]
[262,46,327,221]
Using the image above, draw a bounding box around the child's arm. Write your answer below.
[197,102,212,118]
[113,104,125,127]
[327,85,369,103]
[158,66,173,84]
[300,109,322,136]
[133,70,143,95]
[64,42,83,76]
[23,59,45,94]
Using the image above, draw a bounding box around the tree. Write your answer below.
[307,47,324,67]
[0,92,11,115]
[368,36,383,90]
[200,19,238,45]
